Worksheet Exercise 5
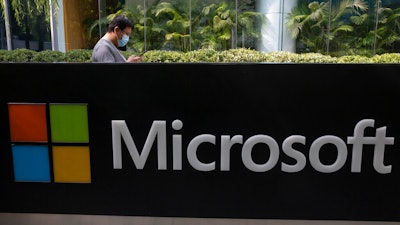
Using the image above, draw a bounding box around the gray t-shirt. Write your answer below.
[92,38,127,63]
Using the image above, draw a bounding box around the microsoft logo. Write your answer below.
[8,103,91,183]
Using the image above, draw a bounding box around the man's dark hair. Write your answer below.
[107,15,134,32]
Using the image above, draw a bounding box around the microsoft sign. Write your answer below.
[0,63,400,222]
[112,119,394,174]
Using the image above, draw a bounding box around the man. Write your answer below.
[92,15,142,63]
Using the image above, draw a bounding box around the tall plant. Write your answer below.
[192,1,235,50]
[89,2,167,53]
[153,0,191,51]
[88,0,264,52]
[286,0,368,55]
[1,0,52,50]
[374,5,400,53]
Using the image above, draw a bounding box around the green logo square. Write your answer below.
[49,104,89,143]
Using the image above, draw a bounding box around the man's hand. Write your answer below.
[127,55,142,62]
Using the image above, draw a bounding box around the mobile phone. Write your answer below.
[139,50,147,56]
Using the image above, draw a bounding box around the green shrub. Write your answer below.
[218,48,267,63]
[336,55,373,63]
[370,53,400,63]
[143,50,187,62]
[296,53,335,63]
[3,48,37,62]
[185,48,219,62]
[32,50,66,62]
[65,49,92,62]
[1,48,400,63]
[264,51,299,63]
[0,49,12,62]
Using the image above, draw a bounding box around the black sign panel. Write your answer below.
[0,63,400,221]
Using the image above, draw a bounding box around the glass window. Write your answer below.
[2,0,400,56]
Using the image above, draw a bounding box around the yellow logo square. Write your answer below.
[52,146,91,183]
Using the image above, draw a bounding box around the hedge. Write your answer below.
[1,48,400,63]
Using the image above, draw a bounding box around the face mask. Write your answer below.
[117,33,129,47]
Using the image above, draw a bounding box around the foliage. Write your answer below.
[1,48,400,63]
[65,49,93,62]
[153,1,191,51]
[296,53,335,63]
[2,48,37,62]
[6,0,51,26]
[374,6,400,52]
[263,51,301,63]
[370,53,400,63]
[143,50,187,62]
[32,50,66,62]
[88,0,264,52]
[336,55,373,63]
[0,49,12,61]
[286,0,400,56]
[1,0,56,50]
[218,48,267,62]
[286,0,369,55]
[3,0,400,57]
[185,49,219,62]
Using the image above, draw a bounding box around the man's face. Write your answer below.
[116,26,132,39]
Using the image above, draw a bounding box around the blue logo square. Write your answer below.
[12,145,51,182]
